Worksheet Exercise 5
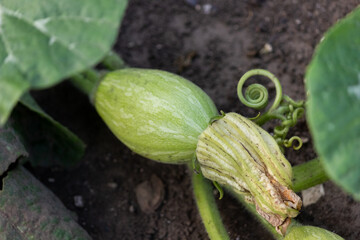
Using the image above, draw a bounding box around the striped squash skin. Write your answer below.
[284,226,343,240]
[95,68,218,164]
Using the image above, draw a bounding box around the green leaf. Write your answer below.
[10,93,85,167]
[0,166,91,240]
[306,8,360,199]
[0,123,27,175]
[0,0,128,125]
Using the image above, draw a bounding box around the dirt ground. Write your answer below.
[31,0,360,239]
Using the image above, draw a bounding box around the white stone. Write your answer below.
[74,195,84,208]
[301,184,325,207]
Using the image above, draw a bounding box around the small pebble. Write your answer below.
[156,44,163,50]
[129,205,135,213]
[259,43,273,55]
[107,182,118,189]
[135,174,165,213]
[302,184,325,207]
[74,195,84,208]
[301,137,309,143]
[202,4,213,14]
[48,178,55,183]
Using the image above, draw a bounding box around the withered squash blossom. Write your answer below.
[196,112,302,234]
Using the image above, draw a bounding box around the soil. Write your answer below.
[30,0,360,239]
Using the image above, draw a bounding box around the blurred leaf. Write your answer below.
[0,124,28,175]
[0,166,91,240]
[0,0,128,125]
[306,8,360,199]
[10,93,85,167]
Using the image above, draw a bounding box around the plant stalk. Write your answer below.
[191,166,230,240]
[101,50,127,70]
[70,69,99,97]
[292,158,329,192]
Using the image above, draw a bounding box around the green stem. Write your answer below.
[292,158,329,192]
[70,69,102,104]
[101,50,127,70]
[191,167,230,240]
[70,69,99,97]
[70,51,127,103]
[254,112,275,126]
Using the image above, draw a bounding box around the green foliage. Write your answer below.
[0,125,90,239]
[95,68,218,164]
[11,93,85,167]
[0,0,128,125]
[0,166,91,240]
[0,123,27,174]
[306,8,360,199]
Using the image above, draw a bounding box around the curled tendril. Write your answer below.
[271,99,305,151]
[237,69,282,111]
[192,154,201,174]
[192,155,225,199]
[283,136,303,150]
[292,108,304,125]
[209,110,226,124]
[212,181,224,200]
[244,83,269,109]
[237,69,305,151]
[248,112,261,120]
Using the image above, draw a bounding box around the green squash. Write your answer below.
[95,68,218,164]
[285,226,343,240]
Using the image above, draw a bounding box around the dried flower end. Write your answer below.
[196,112,302,234]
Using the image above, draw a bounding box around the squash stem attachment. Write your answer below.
[70,51,127,104]
[71,68,100,98]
